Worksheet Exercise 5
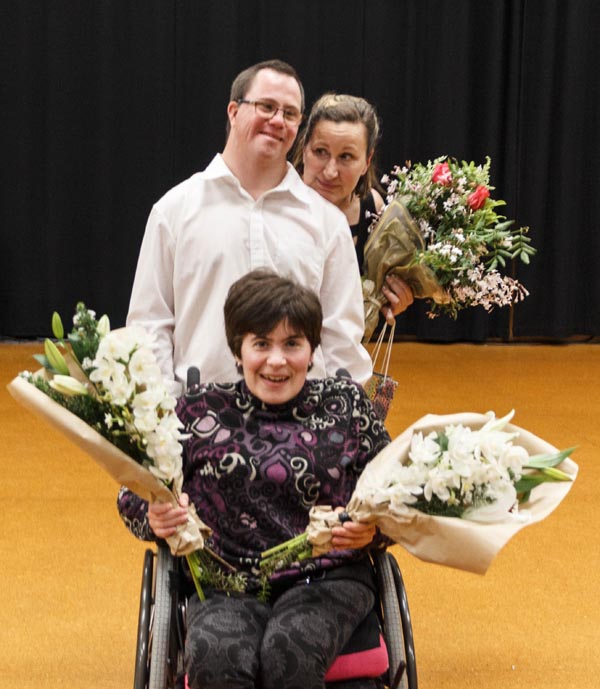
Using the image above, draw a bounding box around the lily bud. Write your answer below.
[49,375,89,397]
[97,314,111,337]
[51,312,64,340]
[44,339,70,375]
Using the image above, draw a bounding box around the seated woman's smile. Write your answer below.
[238,320,312,405]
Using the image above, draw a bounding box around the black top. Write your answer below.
[350,192,378,273]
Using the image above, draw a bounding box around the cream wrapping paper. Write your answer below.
[7,375,211,556]
[308,412,578,574]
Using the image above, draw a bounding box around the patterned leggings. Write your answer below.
[185,577,379,689]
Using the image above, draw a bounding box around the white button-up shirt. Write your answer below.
[127,154,372,395]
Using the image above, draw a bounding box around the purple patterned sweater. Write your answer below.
[118,377,390,590]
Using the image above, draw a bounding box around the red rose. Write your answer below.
[467,185,490,210]
[432,162,452,186]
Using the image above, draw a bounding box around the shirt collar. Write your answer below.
[203,154,313,205]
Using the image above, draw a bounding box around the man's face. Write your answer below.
[227,69,302,163]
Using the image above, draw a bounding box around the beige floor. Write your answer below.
[1,341,599,689]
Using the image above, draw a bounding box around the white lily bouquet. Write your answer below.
[7,303,227,597]
[261,411,577,575]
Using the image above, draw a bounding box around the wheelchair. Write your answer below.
[133,543,417,689]
[133,367,417,689]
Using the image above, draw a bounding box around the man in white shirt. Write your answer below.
[127,59,372,395]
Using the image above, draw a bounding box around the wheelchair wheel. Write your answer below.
[133,545,185,689]
[134,549,154,689]
[388,555,417,689]
[374,552,418,689]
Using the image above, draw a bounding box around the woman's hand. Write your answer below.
[330,509,376,550]
[381,274,414,324]
[148,493,190,539]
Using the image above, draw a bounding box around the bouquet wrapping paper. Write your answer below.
[8,374,211,556]
[309,412,577,574]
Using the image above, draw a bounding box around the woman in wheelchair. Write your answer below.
[118,269,392,689]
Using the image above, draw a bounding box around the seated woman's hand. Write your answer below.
[148,493,190,539]
[381,274,414,323]
[330,514,376,551]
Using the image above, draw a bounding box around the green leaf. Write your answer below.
[525,447,576,469]
[44,339,70,375]
[51,311,64,340]
[520,252,530,264]
[436,431,449,453]
[514,475,550,494]
[33,353,50,369]
[518,489,532,504]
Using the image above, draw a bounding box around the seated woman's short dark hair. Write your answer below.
[224,269,323,358]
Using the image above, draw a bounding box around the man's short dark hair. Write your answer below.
[230,59,305,110]
[224,269,322,358]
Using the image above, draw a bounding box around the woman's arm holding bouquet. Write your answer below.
[380,274,414,323]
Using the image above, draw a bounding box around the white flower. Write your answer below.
[129,347,163,386]
[89,356,125,386]
[409,431,441,465]
[103,370,135,406]
[500,445,528,479]
[423,465,460,502]
[74,309,95,325]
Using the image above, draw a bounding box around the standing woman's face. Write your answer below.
[302,120,371,208]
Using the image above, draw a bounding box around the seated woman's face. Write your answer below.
[302,120,370,208]
[239,319,312,405]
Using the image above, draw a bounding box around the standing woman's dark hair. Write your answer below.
[224,269,323,359]
[293,93,382,199]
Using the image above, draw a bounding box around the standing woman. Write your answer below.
[294,93,413,323]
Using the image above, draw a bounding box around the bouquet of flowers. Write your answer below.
[362,156,536,340]
[261,411,577,576]
[7,303,244,599]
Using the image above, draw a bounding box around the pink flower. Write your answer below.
[467,185,490,210]
[432,162,452,186]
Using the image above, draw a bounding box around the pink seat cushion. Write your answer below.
[324,633,389,682]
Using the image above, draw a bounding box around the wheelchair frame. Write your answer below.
[133,542,417,689]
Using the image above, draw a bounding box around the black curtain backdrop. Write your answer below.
[2,0,599,341]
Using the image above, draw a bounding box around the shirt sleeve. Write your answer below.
[127,205,181,397]
[116,487,154,541]
[319,214,373,384]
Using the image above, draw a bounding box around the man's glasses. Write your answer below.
[237,99,303,126]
